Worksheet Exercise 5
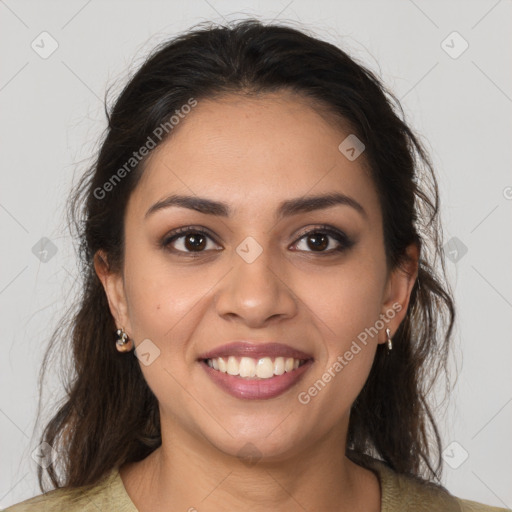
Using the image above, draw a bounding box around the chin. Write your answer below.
[194,415,314,464]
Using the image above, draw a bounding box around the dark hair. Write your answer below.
[35,18,455,492]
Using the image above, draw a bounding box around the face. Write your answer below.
[96,91,417,462]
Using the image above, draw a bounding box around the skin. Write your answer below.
[95,90,418,512]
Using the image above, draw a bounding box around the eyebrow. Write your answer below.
[144,192,367,221]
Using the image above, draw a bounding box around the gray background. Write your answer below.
[1,0,511,508]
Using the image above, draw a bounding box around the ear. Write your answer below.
[93,250,132,335]
[379,242,419,344]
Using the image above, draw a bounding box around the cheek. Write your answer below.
[121,244,210,413]
[296,255,386,405]
[303,255,386,344]
[294,304,381,431]
[122,240,219,363]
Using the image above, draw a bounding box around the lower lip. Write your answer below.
[200,359,314,400]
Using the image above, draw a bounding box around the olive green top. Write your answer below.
[3,457,509,511]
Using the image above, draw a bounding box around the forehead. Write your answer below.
[128,91,379,222]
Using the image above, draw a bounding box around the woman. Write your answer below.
[5,19,507,512]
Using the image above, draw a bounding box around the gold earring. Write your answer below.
[115,328,134,352]
[385,328,393,352]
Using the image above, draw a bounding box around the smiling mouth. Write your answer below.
[201,356,310,379]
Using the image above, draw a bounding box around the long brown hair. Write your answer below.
[35,18,455,492]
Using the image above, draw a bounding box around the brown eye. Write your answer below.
[181,232,207,251]
[292,226,354,254]
[304,232,329,251]
[162,227,220,254]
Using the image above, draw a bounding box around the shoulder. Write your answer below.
[2,467,136,512]
[393,474,509,511]
[356,454,509,512]
[456,498,510,511]
[2,486,102,512]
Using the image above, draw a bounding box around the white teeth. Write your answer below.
[217,357,227,372]
[206,356,307,379]
[227,356,238,376]
[256,357,274,378]
[239,357,256,378]
[274,357,285,376]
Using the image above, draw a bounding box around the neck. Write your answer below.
[121,417,381,512]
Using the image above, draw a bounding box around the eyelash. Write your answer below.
[160,224,354,257]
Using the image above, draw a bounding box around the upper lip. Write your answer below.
[197,342,314,361]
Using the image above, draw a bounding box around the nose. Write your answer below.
[214,242,298,328]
